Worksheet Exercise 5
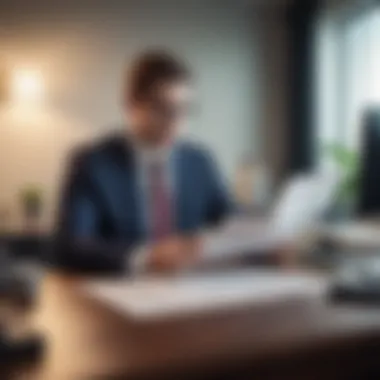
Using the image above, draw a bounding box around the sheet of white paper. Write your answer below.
[271,171,339,236]
[83,270,327,321]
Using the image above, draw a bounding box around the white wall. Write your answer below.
[0,0,288,231]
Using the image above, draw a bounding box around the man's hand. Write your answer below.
[146,235,202,273]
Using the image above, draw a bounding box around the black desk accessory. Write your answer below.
[0,329,44,365]
[0,244,45,366]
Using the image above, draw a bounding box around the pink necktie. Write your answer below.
[148,162,173,241]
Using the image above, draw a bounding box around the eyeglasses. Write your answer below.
[146,98,197,120]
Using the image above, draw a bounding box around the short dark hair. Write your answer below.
[125,50,191,103]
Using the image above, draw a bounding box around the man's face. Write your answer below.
[128,80,193,147]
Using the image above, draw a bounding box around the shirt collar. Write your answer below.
[127,132,175,166]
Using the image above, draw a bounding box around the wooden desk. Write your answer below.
[9,272,380,379]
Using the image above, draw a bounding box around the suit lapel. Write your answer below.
[103,135,144,239]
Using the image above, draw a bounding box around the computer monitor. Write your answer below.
[357,109,380,216]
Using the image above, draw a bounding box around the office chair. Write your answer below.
[357,108,380,216]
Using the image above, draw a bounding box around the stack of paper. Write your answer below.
[83,270,327,321]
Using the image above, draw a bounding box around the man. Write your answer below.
[54,50,232,273]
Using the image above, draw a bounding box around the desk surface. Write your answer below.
[7,270,378,379]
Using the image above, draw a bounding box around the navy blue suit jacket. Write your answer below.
[54,134,231,273]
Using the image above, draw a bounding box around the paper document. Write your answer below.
[271,172,339,236]
[201,171,339,261]
[83,270,327,321]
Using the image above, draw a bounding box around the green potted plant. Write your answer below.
[325,143,359,219]
[19,185,44,231]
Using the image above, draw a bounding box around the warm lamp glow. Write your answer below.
[11,69,44,103]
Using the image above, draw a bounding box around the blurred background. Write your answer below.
[0,0,377,236]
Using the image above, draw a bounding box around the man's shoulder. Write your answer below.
[176,141,223,183]
[68,132,126,167]
[176,140,215,163]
